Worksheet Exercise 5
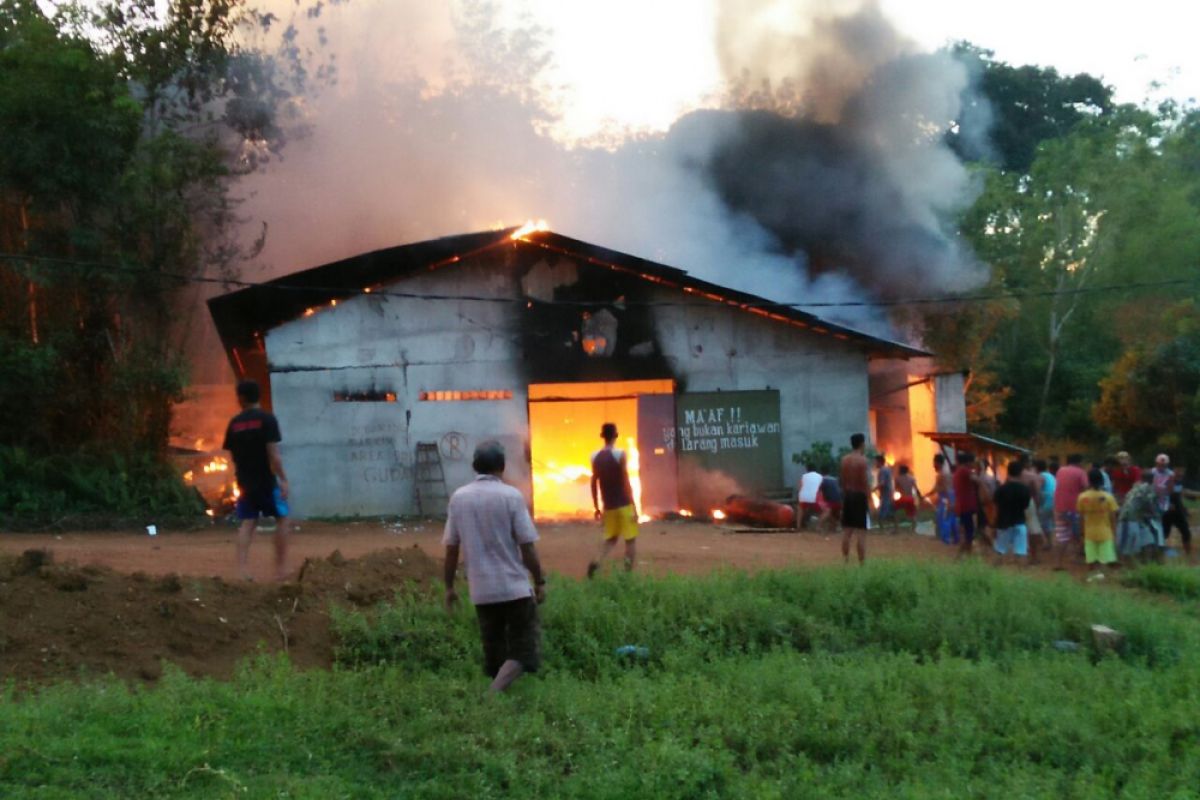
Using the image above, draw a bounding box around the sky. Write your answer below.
[523,0,1200,140]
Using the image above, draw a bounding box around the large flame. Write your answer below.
[510,219,549,240]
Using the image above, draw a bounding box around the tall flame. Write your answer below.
[626,436,650,523]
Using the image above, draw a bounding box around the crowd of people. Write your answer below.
[219,382,1195,691]
[797,438,1195,573]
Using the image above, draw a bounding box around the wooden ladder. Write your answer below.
[414,442,448,516]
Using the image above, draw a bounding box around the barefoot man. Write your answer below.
[223,379,291,581]
[587,423,639,577]
[840,433,870,564]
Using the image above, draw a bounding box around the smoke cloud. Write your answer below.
[233,0,988,339]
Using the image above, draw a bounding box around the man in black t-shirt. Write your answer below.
[992,460,1032,566]
[223,379,291,581]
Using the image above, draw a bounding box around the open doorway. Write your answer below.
[528,380,675,519]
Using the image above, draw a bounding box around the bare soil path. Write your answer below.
[0,518,955,582]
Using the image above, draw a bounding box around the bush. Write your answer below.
[0,445,203,527]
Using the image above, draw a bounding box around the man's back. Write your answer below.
[840,453,869,494]
[223,407,280,492]
[1054,465,1088,513]
[799,471,823,503]
[994,481,1031,530]
[443,476,538,605]
[592,447,631,509]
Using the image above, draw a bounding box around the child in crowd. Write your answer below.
[1078,468,1119,575]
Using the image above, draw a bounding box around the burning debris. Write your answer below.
[180,453,240,518]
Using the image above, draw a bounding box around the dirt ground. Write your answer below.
[0,518,1036,686]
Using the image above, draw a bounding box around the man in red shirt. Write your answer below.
[1108,451,1142,504]
[1053,453,1090,570]
[953,452,983,556]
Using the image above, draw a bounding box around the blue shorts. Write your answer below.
[994,524,1028,556]
[236,486,289,521]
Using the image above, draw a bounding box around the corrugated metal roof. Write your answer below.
[208,228,929,369]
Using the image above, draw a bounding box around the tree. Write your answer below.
[0,0,316,457]
[950,44,1115,174]
[1094,302,1200,470]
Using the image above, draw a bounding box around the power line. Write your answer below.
[2,250,1197,310]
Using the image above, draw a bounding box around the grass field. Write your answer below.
[4,561,1200,798]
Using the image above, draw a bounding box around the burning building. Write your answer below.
[207,227,966,519]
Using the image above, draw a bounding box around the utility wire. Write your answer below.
[2,250,1197,310]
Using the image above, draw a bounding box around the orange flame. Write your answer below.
[510,219,549,240]
[202,456,230,474]
[626,437,651,523]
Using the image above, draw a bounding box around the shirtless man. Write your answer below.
[931,453,957,544]
[839,433,870,564]
[1019,458,1045,563]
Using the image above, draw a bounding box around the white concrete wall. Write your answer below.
[266,261,530,517]
[264,253,873,515]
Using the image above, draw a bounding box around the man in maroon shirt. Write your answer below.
[1053,453,1090,570]
[1108,451,1142,504]
[839,433,870,564]
[587,423,639,577]
[953,452,983,556]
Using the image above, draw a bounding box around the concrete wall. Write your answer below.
[263,252,873,516]
[266,260,530,517]
[651,293,870,493]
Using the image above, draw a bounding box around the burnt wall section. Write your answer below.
[516,254,675,384]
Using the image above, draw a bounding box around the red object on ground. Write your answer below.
[722,495,796,528]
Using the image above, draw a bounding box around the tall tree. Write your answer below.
[0,0,315,455]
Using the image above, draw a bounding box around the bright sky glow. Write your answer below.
[526,0,1200,139]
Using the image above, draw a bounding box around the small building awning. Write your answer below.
[920,432,1031,459]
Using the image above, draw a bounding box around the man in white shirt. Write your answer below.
[443,441,546,693]
[797,462,824,529]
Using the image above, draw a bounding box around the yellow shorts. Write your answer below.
[603,505,639,541]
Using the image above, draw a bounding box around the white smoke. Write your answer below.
[234,0,988,338]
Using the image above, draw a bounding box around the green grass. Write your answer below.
[1120,563,1200,602]
[4,561,1200,798]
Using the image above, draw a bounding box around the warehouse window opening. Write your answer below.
[419,390,513,401]
[333,390,397,402]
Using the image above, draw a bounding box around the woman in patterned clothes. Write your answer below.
[1117,473,1163,563]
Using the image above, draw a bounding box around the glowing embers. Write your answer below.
[333,389,398,403]
[419,390,513,402]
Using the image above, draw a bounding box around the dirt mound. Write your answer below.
[0,546,439,685]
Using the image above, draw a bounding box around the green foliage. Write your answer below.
[950,43,1117,173]
[0,445,203,527]
[1095,301,1200,469]
[792,440,843,474]
[1121,564,1200,602]
[335,563,1195,676]
[0,1,328,513]
[3,563,1200,797]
